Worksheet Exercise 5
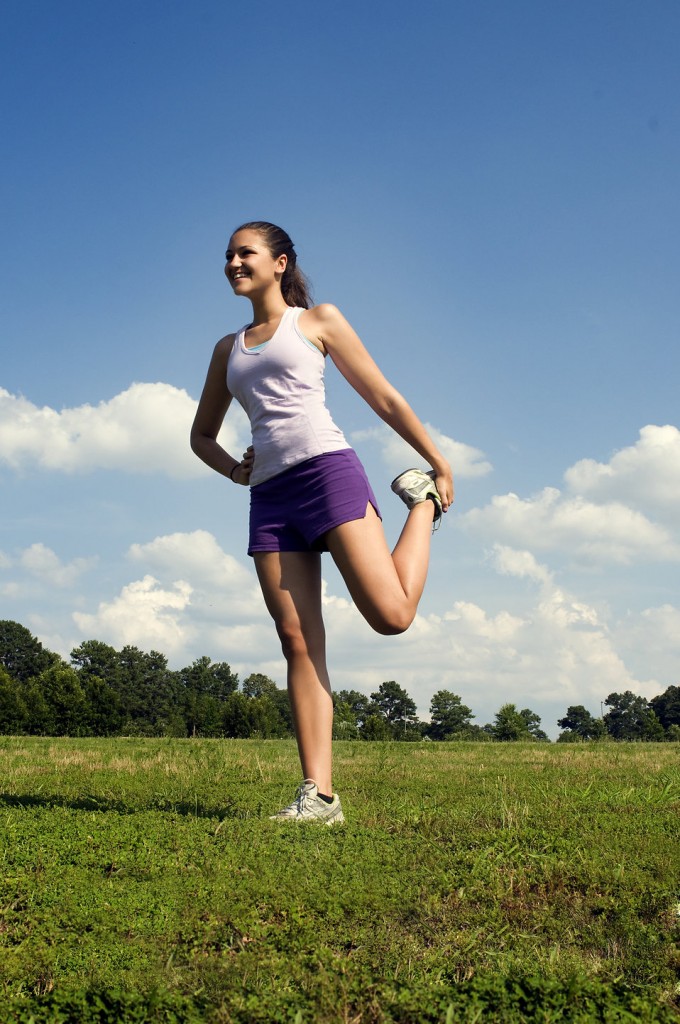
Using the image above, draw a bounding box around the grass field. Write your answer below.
[0,737,678,1022]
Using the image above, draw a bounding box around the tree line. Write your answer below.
[0,621,678,742]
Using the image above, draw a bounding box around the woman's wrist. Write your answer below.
[429,454,449,475]
[229,462,240,482]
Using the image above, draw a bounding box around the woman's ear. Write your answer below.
[275,253,288,275]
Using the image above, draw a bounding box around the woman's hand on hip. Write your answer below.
[232,445,255,485]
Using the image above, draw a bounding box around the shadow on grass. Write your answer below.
[0,791,249,820]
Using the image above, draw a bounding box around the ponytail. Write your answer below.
[233,221,313,309]
[281,259,313,310]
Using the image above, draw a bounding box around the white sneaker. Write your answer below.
[391,468,443,529]
[269,780,345,825]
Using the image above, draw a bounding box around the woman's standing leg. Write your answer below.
[253,550,334,795]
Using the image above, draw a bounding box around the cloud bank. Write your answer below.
[459,425,680,565]
[64,530,665,730]
[3,417,676,733]
[352,423,492,478]
[0,384,248,478]
[564,424,680,515]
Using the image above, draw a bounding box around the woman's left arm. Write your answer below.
[301,304,454,511]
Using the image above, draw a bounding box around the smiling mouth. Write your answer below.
[232,272,249,281]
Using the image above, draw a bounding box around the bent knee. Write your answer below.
[368,606,414,636]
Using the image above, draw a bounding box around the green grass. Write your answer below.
[1,737,678,1022]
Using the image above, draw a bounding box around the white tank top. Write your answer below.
[226,306,349,486]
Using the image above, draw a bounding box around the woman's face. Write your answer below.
[224,230,286,295]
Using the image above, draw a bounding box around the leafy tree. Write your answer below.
[0,621,56,682]
[401,721,427,741]
[248,695,289,738]
[180,656,238,701]
[191,694,225,737]
[179,657,238,736]
[242,673,279,699]
[82,676,124,736]
[491,704,529,741]
[650,686,680,732]
[332,713,360,740]
[241,675,294,733]
[0,666,27,733]
[519,708,549,741]
[461,723,492,741]
[271,687,295,734]
[491,703,546,741]
[205,661,239,698]
[163,710,188,738]
[21,680,54,734]
[222,692,254,738]
[117,646,179,734]
[361,714,393,741]
[334,690,372,728]
[604,691,664,741]
[34,663,88,736]
[427,690,474,740]
[72,640,186,736]
[332,697,360,739]
[71,640,121,687]
[557,705,606,741]
[370,680,418,735]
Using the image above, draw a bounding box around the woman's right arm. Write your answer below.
[190,335,253,484]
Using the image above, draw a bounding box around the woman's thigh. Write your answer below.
[253,550,326,644]
[324,505,409,633]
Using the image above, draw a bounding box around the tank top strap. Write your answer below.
[234,322,249,348]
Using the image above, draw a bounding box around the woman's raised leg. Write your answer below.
[325,500,436,635]
[254,550,334,795]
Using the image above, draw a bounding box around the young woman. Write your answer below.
[191,221,454,824]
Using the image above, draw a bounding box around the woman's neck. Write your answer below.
[249,291,289,327]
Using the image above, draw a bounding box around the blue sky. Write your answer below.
[2,0,679,736]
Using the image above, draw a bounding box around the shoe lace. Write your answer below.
[427,493,442,532]
[296,781,316,814]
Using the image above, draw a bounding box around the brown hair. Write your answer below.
[233,221,313,309]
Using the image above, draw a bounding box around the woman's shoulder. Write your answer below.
[211,331,238,363]
[304,302,343,323]
[299,303,347,335]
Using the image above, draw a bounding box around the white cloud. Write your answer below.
[612,604,680,685]
[444,601,525,643]
[490,544,553,584]
[460,487,680,564]
[73,575,193,654]
[15,528,664,733]
[67,532,275,668]
[315,545,662,728]
[19,543,97,587]
[352,423,492,478]
[127,530,264,621]
[565,424,680,514]
[0,384,248,478]
[129,530,252,589]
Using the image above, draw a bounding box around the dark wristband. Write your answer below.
[230,463,239,482]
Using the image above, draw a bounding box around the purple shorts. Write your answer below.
[248,449,381,555]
